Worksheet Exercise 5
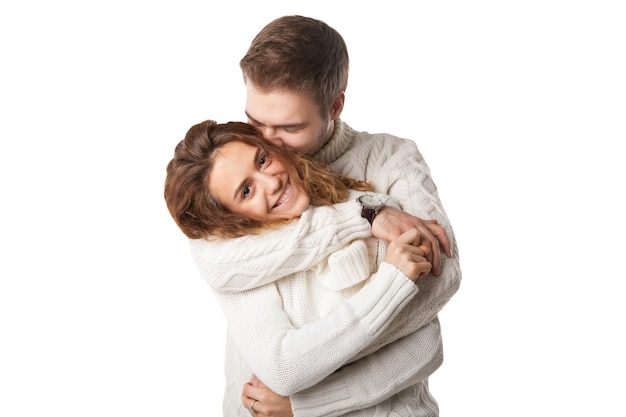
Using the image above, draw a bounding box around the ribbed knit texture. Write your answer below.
[216,262,417,395]
[291,320,443,417]
[316,239,371,291]
[191,120,461,416]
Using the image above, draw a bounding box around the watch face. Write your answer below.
[359,195,383,207]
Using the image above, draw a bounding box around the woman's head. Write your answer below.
[164,120,372,239]
[207,136,311,223]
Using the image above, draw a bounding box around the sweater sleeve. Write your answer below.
[189,198,371,293]
[213,262,418,396]
[368,135,462,330]
[289,318,443,417]
[190,191,397,294]
[349,262,458,361]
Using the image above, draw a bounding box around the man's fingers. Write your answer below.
[395,227,421,245]
[425,221,451,257]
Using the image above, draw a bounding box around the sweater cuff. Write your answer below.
[359,262,418,332]
[325,199,372,243]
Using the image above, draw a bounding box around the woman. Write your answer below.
[164,120,438,416]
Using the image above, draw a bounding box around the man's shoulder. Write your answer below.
[342,121,415,146]
[350,126,419,154]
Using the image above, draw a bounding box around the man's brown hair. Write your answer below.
[240,15,349,116]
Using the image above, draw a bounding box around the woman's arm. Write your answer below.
[190,190,406,293]
[214,261,418,396]
[190,195,392,293]
[240,318,443,417]
[290,318,443,417]
[350,255,459,361]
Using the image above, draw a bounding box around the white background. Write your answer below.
[1,1,625,416]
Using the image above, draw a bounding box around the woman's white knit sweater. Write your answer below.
[190,120,461,416]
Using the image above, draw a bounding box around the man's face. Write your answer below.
[244,81,336,156]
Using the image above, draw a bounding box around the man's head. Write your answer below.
[240,15,349,155]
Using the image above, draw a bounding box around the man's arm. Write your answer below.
[369,138,456,275]
[378,137,459,258]
[357,134,462,325]
[328,126,458,289]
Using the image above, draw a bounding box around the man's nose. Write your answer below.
[260,126,284,147]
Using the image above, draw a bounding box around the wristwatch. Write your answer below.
[357,194,384,225]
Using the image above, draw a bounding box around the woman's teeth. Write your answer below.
[274,182,291,208]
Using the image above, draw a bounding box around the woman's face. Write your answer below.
[207,141,310,221]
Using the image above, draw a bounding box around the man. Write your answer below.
[191,15,461,416]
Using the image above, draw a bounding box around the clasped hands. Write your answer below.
[372,206,451,278]
[239,208,451,415]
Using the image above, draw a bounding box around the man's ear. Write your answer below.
[330,92,345,119]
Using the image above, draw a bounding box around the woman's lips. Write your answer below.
[273,181,292,208]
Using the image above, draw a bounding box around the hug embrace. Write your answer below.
[164,15,461,417]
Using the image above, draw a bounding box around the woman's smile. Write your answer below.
[208,141,310,221]
[274,181,292,208]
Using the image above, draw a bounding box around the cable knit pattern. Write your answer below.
[190,198,374,292]
[319,120,462,334]
[291,120,461,416]
[191,120,461,416]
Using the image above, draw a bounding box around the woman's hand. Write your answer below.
[384,228,432,282]
[372,206,450,276]
[241,375,294,417]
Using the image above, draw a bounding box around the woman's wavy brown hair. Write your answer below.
[164,120,372,239]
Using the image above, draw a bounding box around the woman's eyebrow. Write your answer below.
[232,147,262,201]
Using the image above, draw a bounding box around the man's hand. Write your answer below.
[372,206,451,276]
[241,375,293,417]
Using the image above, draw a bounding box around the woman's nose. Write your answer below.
[259,173,281,194]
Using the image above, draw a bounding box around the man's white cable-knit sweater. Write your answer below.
[190,120,461,416]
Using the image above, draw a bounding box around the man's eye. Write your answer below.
[259,154,268,166]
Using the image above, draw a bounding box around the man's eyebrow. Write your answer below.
[245,111,261,125]
[232,147,262,201]
[245,111,307,130]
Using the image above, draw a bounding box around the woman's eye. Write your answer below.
[259,154,267,165]
[242,185,252,198]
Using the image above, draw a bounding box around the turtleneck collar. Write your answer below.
[313,119,355,165]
